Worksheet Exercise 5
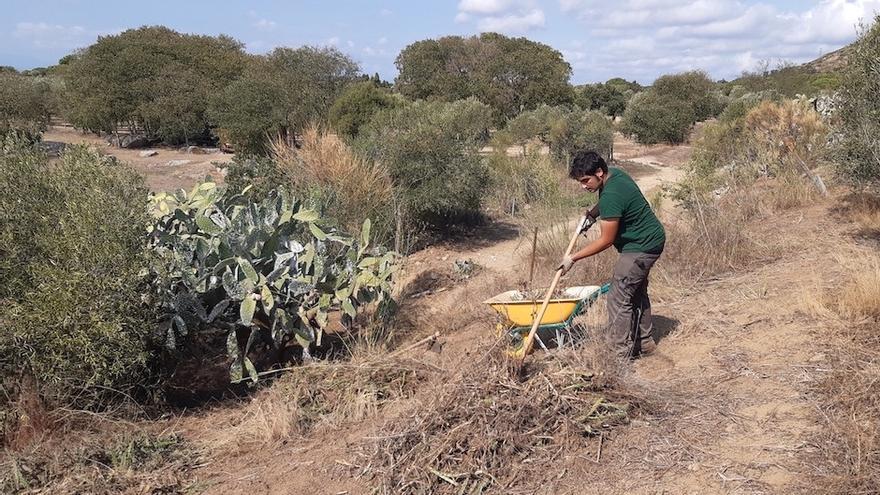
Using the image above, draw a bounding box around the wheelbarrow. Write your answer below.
[483,283,611,356]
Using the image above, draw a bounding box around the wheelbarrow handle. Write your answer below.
[518,218,583,362]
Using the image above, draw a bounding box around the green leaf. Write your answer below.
[196,213,223,235]
[261,285,274,312]
[309,223,328,241]
[223,272,246,300]
[342,298,356,317]
[172,315,188,336]
[318,294,332,309]
[358,257,379,268]
[244,357,259,383]
[361,218,371,249]
[208,299,230,322]
[238,257,259,282]
[240,297,256,326]
[293,209,320,222]
[335,287,351,301]
[227,332,243,382]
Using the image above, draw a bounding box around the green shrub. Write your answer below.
[576,82,628,117]
[0,73,52,141]
[503,105,613,158]
[329,81,400,138]
[210,46,359,154]
[653,71,724,121]
[620,91,696,144]
[224,155,292,197]
[149,183,395,382]
[485,152,566,216]
[836,15,880,186]
[548,109,613,159]
[356,98,492,249]
[717,90,782,122]
[0,142,156,425]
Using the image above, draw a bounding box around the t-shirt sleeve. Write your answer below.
[598,191,624,219]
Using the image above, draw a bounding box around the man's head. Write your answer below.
[568,150,608,193]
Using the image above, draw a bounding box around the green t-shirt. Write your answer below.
[598,167,665,253]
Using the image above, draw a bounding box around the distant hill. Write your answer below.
[804,44,853,73]
[725,42,851,96]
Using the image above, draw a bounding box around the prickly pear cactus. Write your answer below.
[148,182,395,382]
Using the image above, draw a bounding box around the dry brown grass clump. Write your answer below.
[797,250,880,493]
[271,125,394,237]
[1,431,196,494]
[802,252,880,321]
[202,356,434,454]
[655,199,760,290]
[840,192,880,240]
[806,322,880,494]
[359,340,651,494]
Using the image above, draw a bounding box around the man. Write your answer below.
[558,150,665,357]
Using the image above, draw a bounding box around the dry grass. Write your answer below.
[271,125,394,237]
[357,341,651,494]
[1,430,196,494]
[803,319,880,494]
[800,251,880,321]
[656,198,761,290]
[795,246,880,493]
[840,192,880,240]
[201,356,434,455]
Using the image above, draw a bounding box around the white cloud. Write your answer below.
[380,8,393,16]
[378,36,388,45]
[13,22,113,50]
[253,18,277,31]
[362,45,390,57]
[456,0,544,33]
[327,36,340,46]
[560,0,880,82]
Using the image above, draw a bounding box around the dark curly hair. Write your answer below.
[568,150,608,179]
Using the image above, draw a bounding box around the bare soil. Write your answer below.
[42,125,234,192]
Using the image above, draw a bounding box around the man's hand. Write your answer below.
[557,254,574,275]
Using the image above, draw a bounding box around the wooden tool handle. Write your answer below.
[519,221,582,361]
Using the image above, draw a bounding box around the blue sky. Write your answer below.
[2,0,878,84]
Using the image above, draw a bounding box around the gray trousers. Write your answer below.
[606,251,661,356]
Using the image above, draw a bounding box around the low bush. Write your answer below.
[328,81,400,138]
[835,15,880,186]
[0,73,52,141]
[355,98,492,250]
[0,142,156,443]
[676,99,828,204]
[484,151,567,216]
[620,91,696,145]
[652,70,724,122]
[502,105,613,159]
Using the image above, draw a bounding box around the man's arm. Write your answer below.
[572,218,618,261]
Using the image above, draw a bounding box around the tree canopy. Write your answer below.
[209,46,360,154]
[64,26,247,143]
[394,33,573,120]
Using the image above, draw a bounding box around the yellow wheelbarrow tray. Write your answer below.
[483,284,611,355]
[483,285,605,326]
